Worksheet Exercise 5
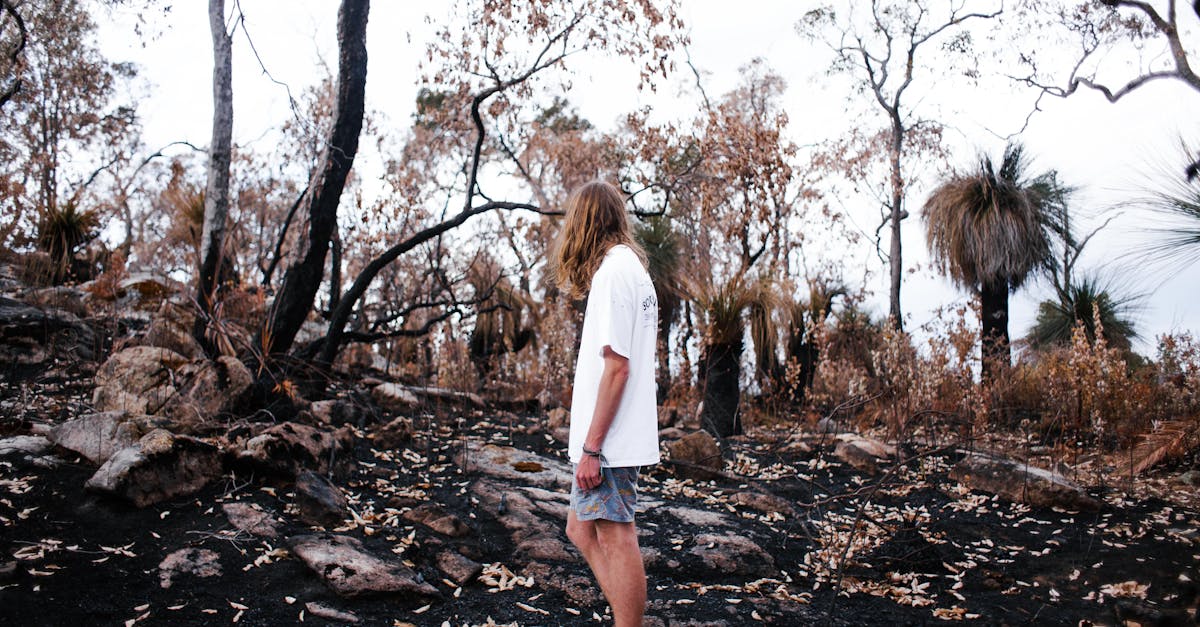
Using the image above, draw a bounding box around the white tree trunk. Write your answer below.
[194,0,233,355]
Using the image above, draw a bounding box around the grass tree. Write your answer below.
[634,216,683,402]
[1027,276,1139,352]
[922,143,1054,379]
[696,274,757,437]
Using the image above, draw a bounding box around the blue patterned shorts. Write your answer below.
[570,466,640,523]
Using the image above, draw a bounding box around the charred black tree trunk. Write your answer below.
[256,0,368,363]
[980,278,1010,381]
[700,337,742,438]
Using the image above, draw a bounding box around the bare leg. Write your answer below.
[566,510,620,609]
[593,519,646,627]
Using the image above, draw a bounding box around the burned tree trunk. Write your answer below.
[193,0,233,356]
[257,0,369,360]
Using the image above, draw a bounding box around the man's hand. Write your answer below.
[576,454,602,491]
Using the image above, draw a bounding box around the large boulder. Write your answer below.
[49,411,157,465]
[125,301,203,359]
[0,296,98,362]
[93,347,251,425]
[234,422,354,478]
[949,452,1102,512]
[85,429,221,507]
[667,431,723,480]
[92,346,189,415]
[288,533,438,598]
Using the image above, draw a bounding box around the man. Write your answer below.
[553,180,660,626]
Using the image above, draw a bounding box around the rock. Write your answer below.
[545,407,569,430]
[0,435,51,457]
[688,533,776,578]
[372,383,420,412]
[833,434,895,475]
[665,506,730,527]
[658,427,687,441]
[235,422,353,478]
[949,452,1102,511]
[406,385,484,408]
[373,416,413,450]
[523,562,602,607]
[92,346,189,415]
[729,491,796,519]
[288,533,438,598]
[94,347,250,426]
[172,355,253,421]
[816,416,844,434]
[471,479,573,564]
[130,301,203,359]
[309,399,367,427]
[403,503,470,537]
[222,502,280,538]
[667,431,723,480]
[159,548,221,589]
[49,411,151,465]
[295,471,350,528]
[120,272,178,301]
[0,296,97,361]
[465,443,572,490]
[85,429,221,507]
[436,550,483,585]
[1179,470,1200,487]
[305,602,359,624]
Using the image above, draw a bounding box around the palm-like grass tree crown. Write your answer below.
[923,144,1053,292]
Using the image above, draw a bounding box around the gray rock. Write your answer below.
[304,602,359,624]
[465,443,572,490]
[833,434,895,475]
[92,346,189,415]
[403,503,470,537]
[950,452,1102,512]
[235,422,353,478]
[668,431,723,480]
[0,435,52,457]
[127,301,203,359]
[665,506,730,527]
[729,491,796,519]
[436,550,483,585]
[309,399,366,427]
[371,383,420,412]
[471,479,572,564]
[172,355,253,421]
[1178,470,1200,487]
[295,471,350,528]
[373,416,413,450]
[288,533,438,598]
[85,429,221,507]
[223,502,280,538]
[159,547,221,589]
[49,411,148,465]
[0,296,97,361]
[688,533,776,578]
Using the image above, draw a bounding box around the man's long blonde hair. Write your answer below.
[552,180,647,300]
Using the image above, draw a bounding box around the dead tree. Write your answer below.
[193,0,234,357]
[256,0,368,360]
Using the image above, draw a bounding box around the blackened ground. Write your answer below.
[2,397,1199,626]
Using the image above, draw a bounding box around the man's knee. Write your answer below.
[566,513,594,550]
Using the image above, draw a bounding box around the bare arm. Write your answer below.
[576,346,630,490]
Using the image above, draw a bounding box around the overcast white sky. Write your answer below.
[97,1,1200,354]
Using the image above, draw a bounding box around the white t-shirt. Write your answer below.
[568,244,661,467]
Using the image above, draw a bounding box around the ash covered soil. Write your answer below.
[2,364,1200,626]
